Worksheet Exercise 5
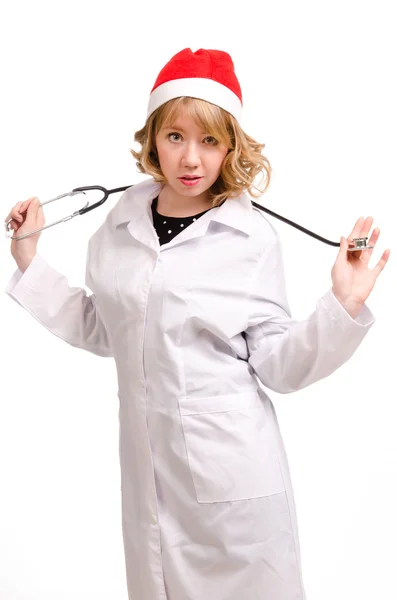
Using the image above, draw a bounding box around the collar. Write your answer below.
[111,178,254,236]
[111,179,161,227]
[211,193,253,235]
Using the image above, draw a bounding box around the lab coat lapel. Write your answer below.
[126,212,158,250]
[211,193,253,235]
[113,180,161,250]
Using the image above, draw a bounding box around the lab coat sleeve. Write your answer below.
[246,234,375,393]
[5,251,113,357]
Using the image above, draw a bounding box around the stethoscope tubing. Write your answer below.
[5,184,372,250]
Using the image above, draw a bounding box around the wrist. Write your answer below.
[332,288,364,319]
[15,253,36,273]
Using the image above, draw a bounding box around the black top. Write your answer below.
[151,197,213,246]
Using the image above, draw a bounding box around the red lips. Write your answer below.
[178,176,202,187]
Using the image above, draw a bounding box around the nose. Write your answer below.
[181,141,201,168]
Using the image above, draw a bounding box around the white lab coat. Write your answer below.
[6,178,375,600]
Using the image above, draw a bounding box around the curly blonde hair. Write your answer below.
[130,97,271,207]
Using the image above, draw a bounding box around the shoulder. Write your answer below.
[107,178,161,227]
[88,178,161,246]
[247,196,282,252]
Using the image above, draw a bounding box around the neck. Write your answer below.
[157,185,212,217]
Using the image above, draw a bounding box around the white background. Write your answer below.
[1,1,396,598]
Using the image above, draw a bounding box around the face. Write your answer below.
[155,106,229,205]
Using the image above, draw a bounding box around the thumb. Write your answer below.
[33,197,41,213]
[26,198,40,221]
[336,236,348,260]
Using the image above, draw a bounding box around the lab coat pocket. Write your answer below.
[179,391,285,503]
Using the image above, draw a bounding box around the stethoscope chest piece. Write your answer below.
[348,237,374,251]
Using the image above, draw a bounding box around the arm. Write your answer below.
[5,248,113,358]
[246,234,375,394]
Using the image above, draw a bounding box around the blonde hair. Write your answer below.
[130,97,271,206]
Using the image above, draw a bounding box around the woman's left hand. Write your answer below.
[331,216,390,319]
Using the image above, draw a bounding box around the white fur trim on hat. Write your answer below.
[147,77,242,123]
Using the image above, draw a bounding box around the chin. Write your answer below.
[175,183,211,196]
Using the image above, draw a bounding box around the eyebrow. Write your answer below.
[163,124,209,134]
[163,125,186,132]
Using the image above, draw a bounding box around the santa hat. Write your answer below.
[147,48,243,123]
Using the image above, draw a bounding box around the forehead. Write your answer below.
[161,105,207,131]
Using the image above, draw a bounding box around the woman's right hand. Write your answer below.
[5,197,45,272]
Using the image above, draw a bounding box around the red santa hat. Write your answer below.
[147,48,243,123]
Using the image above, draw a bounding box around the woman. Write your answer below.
[5,48,390,600]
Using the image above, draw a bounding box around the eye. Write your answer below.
[203,136,218,145]
[167,132,182,142]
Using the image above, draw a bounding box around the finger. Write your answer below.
[6,211,22,225]
[36,199,45,225]
[9,201,24,222]
[361,227,380,265]
[337,236,345,255]
[348,247,363,259]
[337,236,353,260]
[347,216,365,244]
[28,198,44,229]
[13,207,25,221]
[19,197,38,214]
[7,218,20,232]
[359,216,374,239]
[344,236,363,260]
[372,248,391,278]
[25,198,40,220]
[5,198,33,223]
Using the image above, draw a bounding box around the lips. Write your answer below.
[178,176,203,187]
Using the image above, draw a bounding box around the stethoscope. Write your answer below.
[4,184,373,251]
